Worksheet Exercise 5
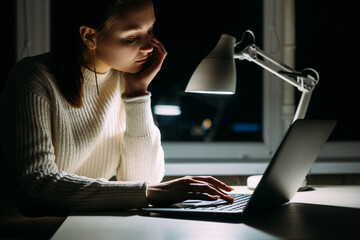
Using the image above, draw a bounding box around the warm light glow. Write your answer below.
[202,118,212,129]
[154,105,181,116]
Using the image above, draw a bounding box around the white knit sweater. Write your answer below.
[0,53,164,214]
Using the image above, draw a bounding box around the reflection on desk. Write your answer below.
[51,186,360,240]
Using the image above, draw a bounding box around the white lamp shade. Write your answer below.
[185,34,237,94]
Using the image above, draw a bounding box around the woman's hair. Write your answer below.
[51,0,150,107]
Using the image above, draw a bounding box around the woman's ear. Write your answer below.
[79,26,97,49]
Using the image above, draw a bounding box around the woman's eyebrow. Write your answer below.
[121,25,154,35]
[122,28,140,34]
[122,19,156,32]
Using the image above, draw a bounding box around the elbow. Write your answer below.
[13,188,69,217]
[13,177,69,217]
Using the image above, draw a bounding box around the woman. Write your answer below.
[1,0,233,216]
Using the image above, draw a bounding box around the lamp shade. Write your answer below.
[185,34,236,94]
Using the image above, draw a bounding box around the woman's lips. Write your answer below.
[136,58,148,64]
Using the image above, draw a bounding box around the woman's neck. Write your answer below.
[83,48,111,74]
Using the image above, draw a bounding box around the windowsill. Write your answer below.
[163,141,360,176]
[164,158,360,176]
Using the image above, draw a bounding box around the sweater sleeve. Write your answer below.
[117,92,165,184]
[1,58,149,216]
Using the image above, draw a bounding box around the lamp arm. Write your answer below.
[294,91,312,122]
[234,43,319,122]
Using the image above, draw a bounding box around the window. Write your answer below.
[152,0,360,175]
[151,0,283,170]
[151,0,263,143]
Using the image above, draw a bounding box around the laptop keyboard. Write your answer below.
[184,194,251,212]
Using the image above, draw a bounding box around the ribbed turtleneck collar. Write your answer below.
[82,67,113,85]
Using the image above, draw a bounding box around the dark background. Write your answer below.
[1,1,16,93]
[295,0,360,141]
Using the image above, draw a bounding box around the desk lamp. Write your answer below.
[185,30,319,189]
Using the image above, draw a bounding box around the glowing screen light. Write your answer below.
[154,105,182,116]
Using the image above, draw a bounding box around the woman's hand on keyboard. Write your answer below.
[147,176,235,206]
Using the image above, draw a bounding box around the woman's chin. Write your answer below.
[119,65,144,74]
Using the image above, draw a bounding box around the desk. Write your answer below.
[51,186,360,240]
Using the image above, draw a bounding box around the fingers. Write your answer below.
[151,38,167,64]
[187,181,235,203]
[183,177,235,203]
[190,176,234,192]
[140,38,167,76]
[147,176,235,206]
[152,37,167,56]
[186,192,220,201]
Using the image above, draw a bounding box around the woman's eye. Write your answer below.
[127,37,137,42]
[148,29,154,35]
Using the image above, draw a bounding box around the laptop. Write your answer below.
[142,119,336,219]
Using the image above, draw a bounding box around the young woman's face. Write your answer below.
[96,1,155,74]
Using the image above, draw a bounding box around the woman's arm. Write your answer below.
[116,37,166,184]
[116,93,165,184]
[1,59,149,216]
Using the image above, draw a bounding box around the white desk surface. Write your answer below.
[51,185,360,240]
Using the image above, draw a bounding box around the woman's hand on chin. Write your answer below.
[122,38,167,98]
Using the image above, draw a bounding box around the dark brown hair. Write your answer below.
[51,0,150,107]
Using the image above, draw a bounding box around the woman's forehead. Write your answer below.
[110,1,155,32]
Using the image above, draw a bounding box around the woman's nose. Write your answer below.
[140,35,154,53]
